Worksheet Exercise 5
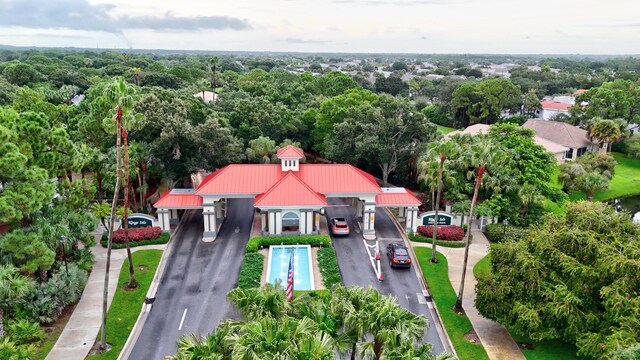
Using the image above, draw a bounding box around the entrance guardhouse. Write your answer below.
[154,145,422,239]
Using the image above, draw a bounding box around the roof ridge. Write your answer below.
[561,121,579,148]
[348,164,382,192]
[195,166,232,194]
[255,171,326,206]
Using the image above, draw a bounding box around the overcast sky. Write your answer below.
[0,0,638,54]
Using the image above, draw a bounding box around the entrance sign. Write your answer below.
[419,211,453,226]
[127,213,156,228]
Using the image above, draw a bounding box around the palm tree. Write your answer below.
[577,172,609,201]
[517,182,545,218]
[418,161,439,211]
[456,137,506,310]
[132,67,142,86]
[209,56,219,93]
[106,77,142,290]
[90,201,111,234]
[174,320,235,359]
[0,265,33,338]
[424,140,459,263]
[586,117,623,153]
[227,281,289,320]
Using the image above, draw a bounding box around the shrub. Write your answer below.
[112,226,163,243]
[6,319,45,345]
[0,338,36,360]
[70,247,94,272]
[246,235,331,253]
[416,225,464,241]
[484,223,529,243]
[18,264,88,324]
[101,232,170,249]
[237,252,265,289]
[408,233,466,248]
[317,247,342,288]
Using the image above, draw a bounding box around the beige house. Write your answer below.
[523,120,597,162]
[445,123,570,163]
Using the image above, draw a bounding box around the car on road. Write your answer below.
[330,217,350,235]
[387,243,412,268]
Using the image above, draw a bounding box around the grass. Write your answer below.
[473,253,491,279]
[437,125,457,135]
[87,249,163,360]
[414,247,489,360]
[569,152,640,201]
[34,317,70,360]
[472,253,582,360]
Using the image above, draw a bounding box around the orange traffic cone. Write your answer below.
[379,271,384,281]
[375,251,380,260]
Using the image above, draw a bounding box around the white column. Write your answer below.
[170,209,179,225]
[157,209,171,232]
[363,202,376,238]
[203,202,217,238]
[275,210,282,235]
[261,212,267,233]
[406,206,419,233]
[268,211,277,235]
[398,206,407,221]
[299,210,307,235]
[307,211,314,234]
[356,200,364,219]
[214,201,222,224]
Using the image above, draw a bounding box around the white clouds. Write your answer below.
[0,0,637,53]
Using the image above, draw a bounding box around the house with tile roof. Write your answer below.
[153,145,421,240]
[523,119,598,161]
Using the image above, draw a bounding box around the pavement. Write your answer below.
[326,198,447,355]
[412,231,526,360]
[128,198,253,359]
[46,242,166,360]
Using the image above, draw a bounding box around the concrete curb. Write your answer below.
[118,209,194,360]
[384,208,457,357]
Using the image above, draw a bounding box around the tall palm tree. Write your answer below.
[456,137,506,310]
[424,140,459,263]
[418,161,439,211]
[106,77,142,290]
[586,117,623,153]
[0,265,32,339]
[209,56,219,93]
[576,172,609,201]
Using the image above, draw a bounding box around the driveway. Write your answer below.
[129,198,253,359]
[326,198,446,354]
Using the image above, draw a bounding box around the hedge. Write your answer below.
[484,223,529,243]
[317,247,342,288]
[246,235,331,253]
[112,226,162,243]
[101,232,170,249]
[417,225,464,241]
[237,252,265,289]
[408,233,466,248]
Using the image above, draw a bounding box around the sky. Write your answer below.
[0,0,638,54]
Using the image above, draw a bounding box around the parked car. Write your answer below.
[330,217,350,235]
[386,243,412,268]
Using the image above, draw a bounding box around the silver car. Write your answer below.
[330,217,350,236]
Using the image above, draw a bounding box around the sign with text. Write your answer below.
[127,213,156,228]
[419,212,453,226]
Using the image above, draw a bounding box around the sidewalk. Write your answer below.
[46,242,166,360]
[412,232,525,360]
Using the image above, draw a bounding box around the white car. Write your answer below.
[330,217,350,236]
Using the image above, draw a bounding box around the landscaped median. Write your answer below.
[414,247,489,360]
[87,249,163,360]
[100,227,171,249]
[238,235,342,290]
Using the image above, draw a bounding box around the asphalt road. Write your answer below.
[129,198,253,359]
[326,198,446,355]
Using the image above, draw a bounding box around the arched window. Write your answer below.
[282,212,299,232]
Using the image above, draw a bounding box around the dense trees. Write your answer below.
[476,201,640,359]
[451,78,521,127]
[558,152,616,200]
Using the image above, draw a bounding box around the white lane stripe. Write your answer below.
[178,308,188,330]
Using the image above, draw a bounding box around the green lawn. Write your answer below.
[414,248,489,360]
[437,125,457,135]
[569,152,640,201]
[472,253,582,360]
[87,249,163,360]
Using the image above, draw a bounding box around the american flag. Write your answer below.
[286,255,294,301]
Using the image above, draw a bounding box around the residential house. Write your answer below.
[523,119,597,161]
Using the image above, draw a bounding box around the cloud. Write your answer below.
[0,0,251,33]
[285,38,331,44]
[332,0,446,5]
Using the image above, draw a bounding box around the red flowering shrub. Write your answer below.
[112,226,162,243]
[416,225,464,241]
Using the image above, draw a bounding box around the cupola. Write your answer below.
[276,145,304,172]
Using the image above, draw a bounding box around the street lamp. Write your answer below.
[59,236,68,276]
[503,219,509,238]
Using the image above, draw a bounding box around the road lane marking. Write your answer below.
[178,308,188,330]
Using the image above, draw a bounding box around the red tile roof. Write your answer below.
[254,172,327,207]
[572,89,588,97]
[540,100,572,111]
[376,188,421,206]
[155,189,203,208]
[196,164,381,195]
[276,145,304,158]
